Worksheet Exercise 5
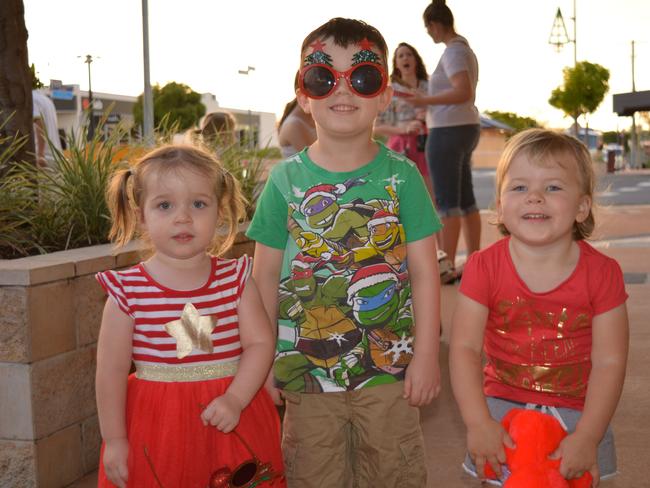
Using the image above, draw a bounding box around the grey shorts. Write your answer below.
[462,396,617,484]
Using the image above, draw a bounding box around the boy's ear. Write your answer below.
[378,85,394,112]
[296,89,312,115]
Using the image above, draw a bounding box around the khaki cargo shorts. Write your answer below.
[281,381,427,488]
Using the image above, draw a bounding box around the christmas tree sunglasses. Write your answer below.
[299,62,387,99]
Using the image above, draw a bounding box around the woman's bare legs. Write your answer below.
[461,210,481,259]
[440,215,461,266]
[440,210,481,273]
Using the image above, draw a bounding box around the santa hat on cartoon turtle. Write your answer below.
[347,263,400,305]
[367,209,399,229]
[299,183,347,215]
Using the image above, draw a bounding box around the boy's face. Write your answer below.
[297,37,392,138]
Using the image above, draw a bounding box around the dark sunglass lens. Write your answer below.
[231,461,257,486]
[303,66,335,97]
[350,65,383,96]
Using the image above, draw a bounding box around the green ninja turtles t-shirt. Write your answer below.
[247,142,441,393]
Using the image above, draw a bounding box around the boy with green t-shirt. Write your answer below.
[247,17,443,487]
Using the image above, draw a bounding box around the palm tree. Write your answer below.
[0,0,34,172]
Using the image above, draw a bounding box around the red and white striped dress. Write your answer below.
[95,255,284,488]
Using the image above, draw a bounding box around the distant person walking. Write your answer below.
[32,89,62,168]
[375,42,431,196]
[408,0,481,280]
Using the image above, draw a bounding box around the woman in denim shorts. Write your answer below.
[409,0,481,279]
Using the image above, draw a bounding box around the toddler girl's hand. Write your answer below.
[551,430,600,484]
[201,392,244,433]
[467,418,515,481]
[103,437,129,488]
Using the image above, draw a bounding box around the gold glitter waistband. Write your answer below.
[135,361,239,382]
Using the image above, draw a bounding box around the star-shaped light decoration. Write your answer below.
[164,303,215,359]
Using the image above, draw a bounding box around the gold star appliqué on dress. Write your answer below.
[164,303,215,359]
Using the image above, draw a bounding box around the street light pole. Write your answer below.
[237,66,256,150]
[630,40,638,168]
[142,0,154,145]
[84,54,95,140]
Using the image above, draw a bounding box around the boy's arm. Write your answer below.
[553,303,629,481]
[403,234,441,406]
[450,293,513,480]
[95,298,133,488]
[251,242,284,404]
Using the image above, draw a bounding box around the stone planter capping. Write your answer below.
[0,226,254,487]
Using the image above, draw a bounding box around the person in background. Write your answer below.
[450,129,629,486]
[32,89,62,168]
[408,0,481,281]
[248,17,442,487]
[374,42,432,197]
[277,73,316,158]
[198,110,238,147]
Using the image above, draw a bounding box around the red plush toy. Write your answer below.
[484,408,593,488]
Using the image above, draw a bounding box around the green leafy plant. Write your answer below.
[0,114,132,258]
[192,133,270,220]
[0,116,34,256]
[0,109,275,258]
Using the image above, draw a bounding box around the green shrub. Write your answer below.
[0,116,130,258]
[0,111,272,258]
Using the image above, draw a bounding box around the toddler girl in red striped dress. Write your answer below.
[95,144,284,488]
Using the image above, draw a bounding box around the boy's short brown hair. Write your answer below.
[300,17,388,68]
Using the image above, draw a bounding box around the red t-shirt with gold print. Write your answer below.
[460,237,627,410]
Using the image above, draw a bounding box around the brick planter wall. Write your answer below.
[0,228,254,488]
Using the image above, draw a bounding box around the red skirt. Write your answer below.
[98,374,285,488]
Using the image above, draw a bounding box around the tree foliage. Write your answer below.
[484,110,541,132]
[549,61,610,130]
[133,82,206,132]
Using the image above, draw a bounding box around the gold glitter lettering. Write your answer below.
[556,307,568,338]
[569,313,590,332]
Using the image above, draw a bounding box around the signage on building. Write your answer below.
[51,88,75,100]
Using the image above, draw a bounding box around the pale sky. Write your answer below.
[24,0,649,132]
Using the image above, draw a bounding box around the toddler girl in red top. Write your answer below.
[95,145,284,487]
[450,129,629,486]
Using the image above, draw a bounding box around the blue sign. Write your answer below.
[51,89,75,101]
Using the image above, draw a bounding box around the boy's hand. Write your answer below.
[201,392,244,433]
[551,431,600,485]
[263,370,284,406]
[467,419,514,481]
[103,437,129,488]
[403,352,441,407]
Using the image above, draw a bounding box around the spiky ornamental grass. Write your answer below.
[0,115,130,258]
